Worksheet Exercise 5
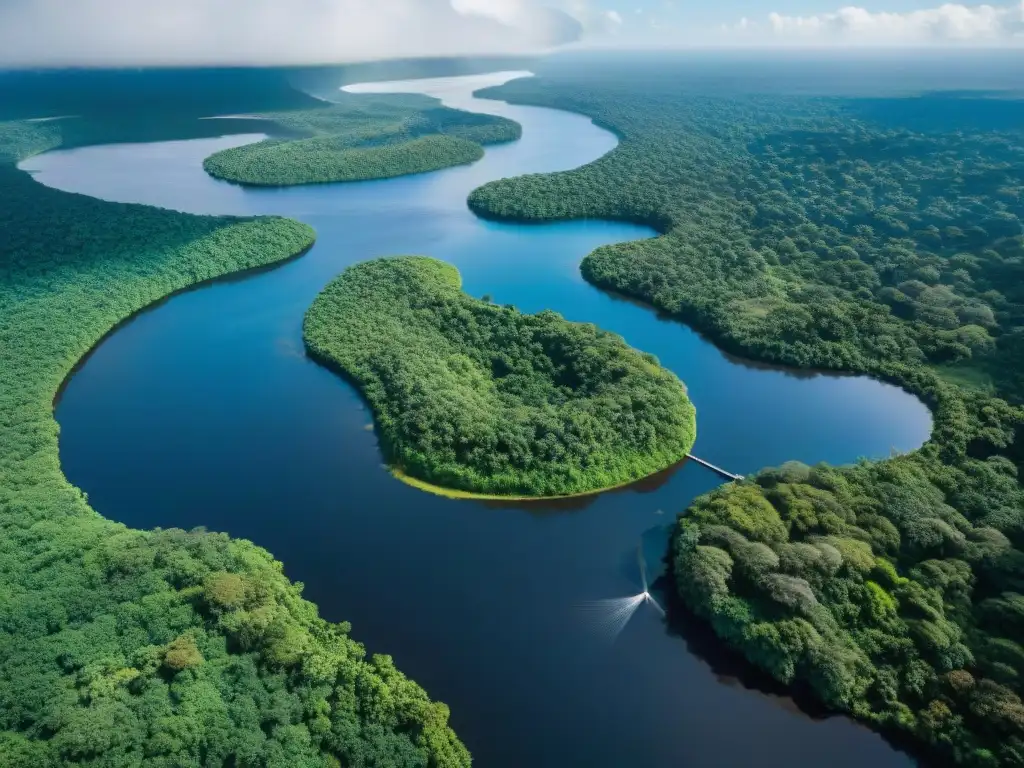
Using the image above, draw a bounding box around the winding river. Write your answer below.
[23,72,933,767]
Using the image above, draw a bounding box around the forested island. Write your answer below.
[0,112,468,764]
[203,95,520,186]
[471,59,1024,766]
[303,256,697,497]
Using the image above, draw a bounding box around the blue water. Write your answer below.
[24,73,932,768]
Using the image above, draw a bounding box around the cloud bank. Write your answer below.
[727,1,1024,46]
[0,0,593,68]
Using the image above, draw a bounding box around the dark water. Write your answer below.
[24,72,932,768]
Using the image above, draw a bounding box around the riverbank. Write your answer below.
[31,70,931,768]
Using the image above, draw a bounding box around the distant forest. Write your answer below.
[0,68,474,767]
[203,96,520,186]
[303,256,696,497]
[0,64,522,188]
[471,57,1024,767]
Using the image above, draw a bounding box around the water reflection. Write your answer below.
[480,458,688,513]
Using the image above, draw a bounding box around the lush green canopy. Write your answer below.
[303,256,696,497]
[471,59,1024,766]
[470,74,1024,402]
[0,119,468,767]
[675,455,1024,767]
[204,95,520,186]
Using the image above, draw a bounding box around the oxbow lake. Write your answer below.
[23,72,933,768]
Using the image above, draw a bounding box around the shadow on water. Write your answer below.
[657,571,841,718]
[655,562,950,768]
[480,458,688,513]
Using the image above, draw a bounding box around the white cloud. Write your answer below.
[451,0,531,25]
[564,0,624,33]
[452,0,576,33]
[734,1,1024,46]
[0,0,600,68]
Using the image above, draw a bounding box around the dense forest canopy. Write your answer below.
[5,52,1024,767]
[675,455,1024,768]
[470,56,1024,766]
[0,114,468,764]
[203,94,520,186]
[303,256,696,497]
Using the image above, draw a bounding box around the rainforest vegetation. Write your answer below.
[203,95,520,186]
[0,117,468,765]
[303,256,696,497]
[471,57,1024,766]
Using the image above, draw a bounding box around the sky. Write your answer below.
[637,0,1024,47]
[0,0,1022,67]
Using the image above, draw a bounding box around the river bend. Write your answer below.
[22,72,932,768]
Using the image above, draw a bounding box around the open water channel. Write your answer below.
[23,72,933,767]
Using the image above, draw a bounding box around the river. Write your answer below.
[22,71,932,767]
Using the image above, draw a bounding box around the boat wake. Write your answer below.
[578,545,665,644]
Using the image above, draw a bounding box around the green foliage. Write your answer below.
[207,133,485,187]
[203,95,521,186]
[303,256,696,496]
[467,61,1024,766]
[469,70,1024,405]
[674,458,1024,767]
[163,634,204,672]
[0,121,468,766]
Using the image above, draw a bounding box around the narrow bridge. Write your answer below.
[686,453,744,482]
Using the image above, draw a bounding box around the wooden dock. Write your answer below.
[686,453,744,482]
